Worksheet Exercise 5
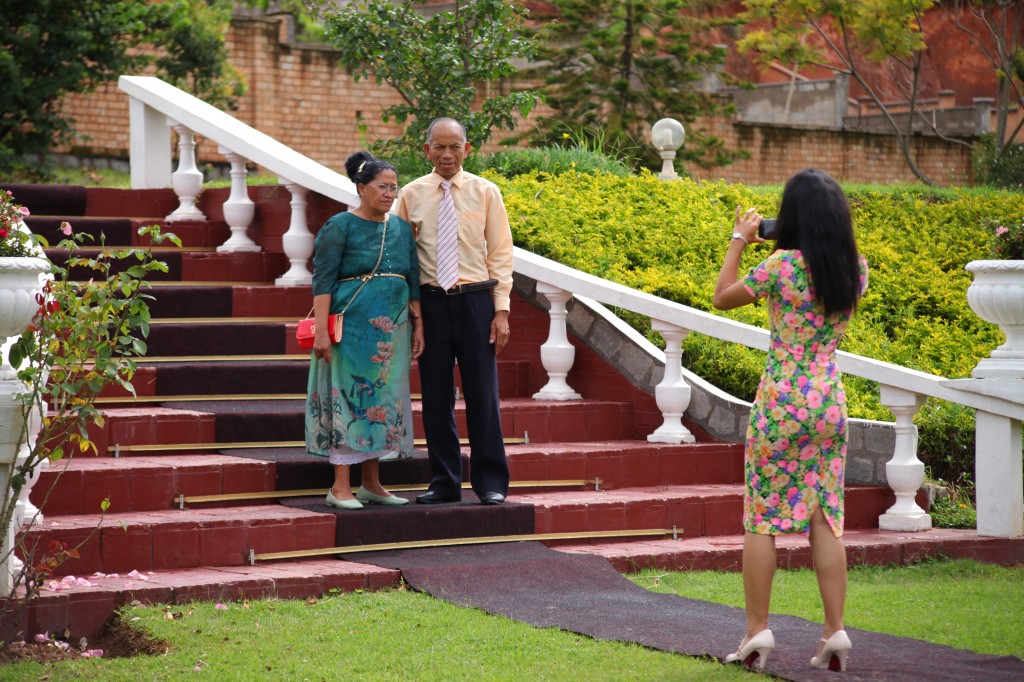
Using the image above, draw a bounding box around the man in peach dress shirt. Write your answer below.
[395,117,514,506]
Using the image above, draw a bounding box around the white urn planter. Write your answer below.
[965,260,1024,379]
[0,255,49,592]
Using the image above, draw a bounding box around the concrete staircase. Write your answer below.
[2,183,1020,641]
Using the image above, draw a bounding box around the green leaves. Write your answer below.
[526,0,743,171]
[497,171,1021,477]
[5,222,175,537]
[0,0,244,175]
[322,0,538,154]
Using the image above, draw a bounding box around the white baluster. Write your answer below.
[648,319,695,443]
[878,385,931,531]
[533,283,581,401]
[975,409,1023,537]
[216,147,260,252]
[165,122,207,222]
[15,404,45,526]
[275,180,313,286]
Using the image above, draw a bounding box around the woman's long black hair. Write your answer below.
[344,151,397,186]
[773,169,862,316]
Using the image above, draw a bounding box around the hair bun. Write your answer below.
[345,151,376,182]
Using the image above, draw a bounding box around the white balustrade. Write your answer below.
[216,147,260,253]
[878,385,931,531]
[533,283,581,401]
[648,319,695,443]
[275,180,314,286]
[165,122,207,222]
[111,76,1024,544]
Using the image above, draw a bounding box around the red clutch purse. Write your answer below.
[296,313,343,349]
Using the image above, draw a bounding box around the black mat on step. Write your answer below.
[26,216,133,244]
[230,447,442,491]
[146,323,285,357]
[1,183,87,217]
[348,542,1023,682]
[172,399,301,442]
[154,361,308,395]
[46,248,181,281]
[145,286,234,318]
[286,493,534,547]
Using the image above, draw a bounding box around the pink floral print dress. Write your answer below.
[741,249,869,537]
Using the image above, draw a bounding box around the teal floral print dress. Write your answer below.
[741,249,869,537]
[305,213,420,462]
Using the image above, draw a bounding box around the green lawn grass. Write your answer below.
[4,558,1019,681]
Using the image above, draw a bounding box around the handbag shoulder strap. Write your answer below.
[340,217,388,315]
[305,217,389,319]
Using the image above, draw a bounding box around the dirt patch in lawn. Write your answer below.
[0,615,170,664]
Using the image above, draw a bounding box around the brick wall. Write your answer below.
[696,118,975,186]
[56,14,974,186]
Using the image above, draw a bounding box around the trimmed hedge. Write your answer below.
[497,170,1023,482]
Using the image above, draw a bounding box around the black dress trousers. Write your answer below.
[417,287,509,500]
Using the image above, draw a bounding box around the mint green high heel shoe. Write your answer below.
[356,486,409,505]
[326,491,363,510]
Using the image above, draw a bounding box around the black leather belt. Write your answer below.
[421,279,498,295]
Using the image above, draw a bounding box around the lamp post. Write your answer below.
[651,118,685,180]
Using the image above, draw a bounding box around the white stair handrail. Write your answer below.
[118,75,358,207]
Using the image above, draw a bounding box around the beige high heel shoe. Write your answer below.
[810,630,852,672]
[724,628,775,671]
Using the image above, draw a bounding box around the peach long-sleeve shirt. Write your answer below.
[395,169,514,312]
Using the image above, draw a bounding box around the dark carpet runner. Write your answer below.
[285,494,535,547]
[232,447,442,492]
[345,542,1023,682]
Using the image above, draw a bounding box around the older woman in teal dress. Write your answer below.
[306,152,423,510]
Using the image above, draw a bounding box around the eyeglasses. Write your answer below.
[368,184,400,194]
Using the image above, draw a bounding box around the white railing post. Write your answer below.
[878,385,931,531]
[165,122,207,222]
[127,98,172,189]
[533,283,581,401]
[648,319,695,443]
[275,179,313,286]
[975,409,1024,537]
[216,147,260,252]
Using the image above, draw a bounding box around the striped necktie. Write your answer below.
[435,179,459,290]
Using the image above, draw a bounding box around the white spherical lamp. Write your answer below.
[650,118,685,180]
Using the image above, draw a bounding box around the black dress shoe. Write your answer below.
[480,492,505,505]
[416,490,458,505]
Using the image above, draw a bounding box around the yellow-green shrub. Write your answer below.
[498,171,1022,481]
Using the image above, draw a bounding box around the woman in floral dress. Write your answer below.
[306,152,423,510]
[713,169,868,673]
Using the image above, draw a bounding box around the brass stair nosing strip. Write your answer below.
[136,355,311,363]
[110,437,527,453]
[147,281,280,287]
[96,393,424,405]
[179,480,596,505]
[149,317,297,324]
[96,394,307,404]
[250,529,682,563]
[72,281,272,287]
[62,246,215,253]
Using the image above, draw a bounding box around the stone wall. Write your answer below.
[56,13,974,186]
